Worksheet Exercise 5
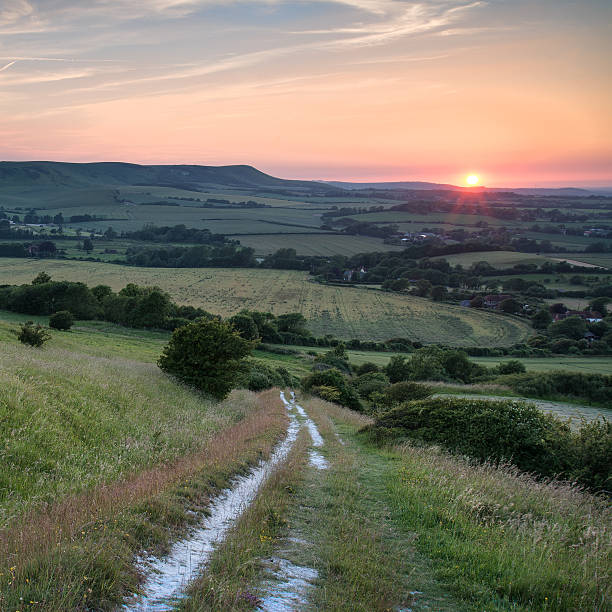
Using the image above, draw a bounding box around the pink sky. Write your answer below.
[1,1,610,187]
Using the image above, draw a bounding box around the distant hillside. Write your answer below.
[0,161,337,198]
[322,180,608,196]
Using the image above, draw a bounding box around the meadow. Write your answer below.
[0,258,532,345]
[431,250,603,269]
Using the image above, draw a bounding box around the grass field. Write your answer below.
[430,250,607,269]
[0,259,532,345]
[233,233,404,256]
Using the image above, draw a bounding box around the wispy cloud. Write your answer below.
[0,60,17,73]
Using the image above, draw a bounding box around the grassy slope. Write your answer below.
[318,400,610,611]
[0,259,532,346]
[0,320,246,525]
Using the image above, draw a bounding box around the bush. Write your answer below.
[158,319,255,399]
[49,310,74,331]
[499,371,612,405]
[301,368,362,411]
[352,371,389,399]
[354,362,380,375]
[365,397,574,479]
[382,381,433,405]
[16,321,50,347]
[365,396,611,491]
[496,360,526,375]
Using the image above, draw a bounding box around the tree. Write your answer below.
[499,298,522,314]
[49,310,74,331]
[32,271,52,285]
[431,285,448,301]
[383,355,412,383]
[82,238,94,253]
[276,312,308,334]
[158,318,255,399]
[532,308,553,330]
[589,297,609,316]
[413,279,432,297]
[229,313,260,340]
[548,316,587,340]
[16,321,50,347]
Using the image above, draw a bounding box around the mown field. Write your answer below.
[0,259,532,345]
[431,250,607,269]
[233,233,404,256]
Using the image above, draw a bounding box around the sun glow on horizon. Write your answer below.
[466,174,480,186]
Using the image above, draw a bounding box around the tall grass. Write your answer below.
[0,388,287,611]
[0,341,247,525]
[389,443,611,611]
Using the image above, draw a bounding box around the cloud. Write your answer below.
[0,60,17,73]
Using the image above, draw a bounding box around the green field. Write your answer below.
[0,258,532,345]
[431,250,607,269]
[233,233,404,256]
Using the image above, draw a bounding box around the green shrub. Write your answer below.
[246,371,273,391]
[16,321,51,347]
[302,368,362,411]
[499,371,612,404]
[313,350,351,374]
[49,310,74,331]
[364,396,610,491]
[571,419,612,490]
[158,319,255,399]
[495,359,526,375]
[352,371,390,399]
[383,381,433,405]
[354,362,379,375]
[366,397,574,477]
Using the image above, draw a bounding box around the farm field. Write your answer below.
[431,250,559,268]
[53,203,332,234]
[233,233,404,256]
[281,343,612,375]
[0,258,532,345]
[429,250,609,269]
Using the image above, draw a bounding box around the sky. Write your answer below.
[0,0,611,187]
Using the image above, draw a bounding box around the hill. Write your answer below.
[0,161,339,207]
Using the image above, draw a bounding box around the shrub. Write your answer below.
[496,360,526,375]
[365,397,574,477]
[499,371,612,405]
[49,310,74,331]
[383,381,433,405]
[16,321,50,347]
[301,368,362,411]
[354,362,380,375]
[313,350,351,374]
[158,319,255,399]
[364,396,611,491]
[352,371,390,399]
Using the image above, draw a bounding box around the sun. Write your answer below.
[466,174,479,186]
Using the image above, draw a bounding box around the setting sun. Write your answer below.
[466,174,480,186]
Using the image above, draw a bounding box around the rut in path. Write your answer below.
[123,391,327,611]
